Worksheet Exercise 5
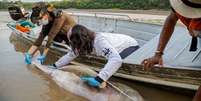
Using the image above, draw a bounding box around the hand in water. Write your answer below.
[25,52,32,64]
[37,55,46,64]
[81,76,101,87]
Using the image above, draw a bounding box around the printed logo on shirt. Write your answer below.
[69,50,76,57]
[102,48,112,57]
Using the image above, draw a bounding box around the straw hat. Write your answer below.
[170,0,201,18]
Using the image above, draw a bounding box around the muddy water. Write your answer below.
[112,78,193,101]
[0,24,88,101]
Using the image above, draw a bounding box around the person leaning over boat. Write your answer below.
[24,2,76,64]
[48,24,139,87]
[142,0,201,70]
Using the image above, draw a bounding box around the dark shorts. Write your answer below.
[119,46,139,59]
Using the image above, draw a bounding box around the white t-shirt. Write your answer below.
[55,32,138,81]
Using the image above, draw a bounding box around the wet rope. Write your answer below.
[107,81,137,101]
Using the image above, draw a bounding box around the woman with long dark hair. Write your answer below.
[49,24,139,87]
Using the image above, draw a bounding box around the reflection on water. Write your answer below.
[0,28,88,101]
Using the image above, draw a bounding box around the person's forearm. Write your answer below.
[55,51,77,67]
[42,48,49,56]
[156,12,178,55]
[98,57,122,81]
[28,45,38,55]
[45,36,54,48]
[32,32,46,55]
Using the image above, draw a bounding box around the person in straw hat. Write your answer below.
[142,1,201,100]
[142,0,201,69]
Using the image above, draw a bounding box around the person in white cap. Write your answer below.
[142,0,201,70]
[48,24,139,87]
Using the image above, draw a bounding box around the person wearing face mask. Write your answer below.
[24,2,76,64]
[47,24,139,88]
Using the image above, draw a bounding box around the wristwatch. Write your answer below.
[155,50,163,56]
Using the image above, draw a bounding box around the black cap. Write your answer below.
[30,2,52,23]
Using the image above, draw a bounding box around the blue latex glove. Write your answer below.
[37,55,46,64]
[81,77,101,87]
[25,52,32,64]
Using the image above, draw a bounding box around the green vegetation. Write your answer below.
[52,0,170,10]
[1,0,170,10]
[0,2,9,10]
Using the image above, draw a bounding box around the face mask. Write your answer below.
[39,19,49,25]
[38,14,49,25]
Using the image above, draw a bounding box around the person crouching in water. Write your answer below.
[24,2,76,64]
[48,24,139,87]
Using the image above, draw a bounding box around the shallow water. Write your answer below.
[0,24,88,101]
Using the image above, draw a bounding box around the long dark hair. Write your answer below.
[69,24,95,55]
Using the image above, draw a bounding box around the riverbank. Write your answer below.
[1,0,170,10]
[5,8,170,25]
[65,9,187,26]
[66,9,170,15]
